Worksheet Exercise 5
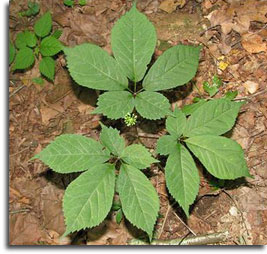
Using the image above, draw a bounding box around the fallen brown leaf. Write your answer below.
[159,0,179,14]
[40,104,63,125]
[206,0,267,36]
[241,33,266,54]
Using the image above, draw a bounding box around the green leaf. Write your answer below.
[100,124,125,157]
[13,47,34,70]
[33,134,110,173]
[20,1,40,17]
[64,0,74,7]
[166,107,186,138]
[116,209,123,224]
[39,57,55,81]
[15,32,27,49]
[34,12,52,38]
[203,76,222,97]
[117,164,159,241]
[165,143,200,216]
[193,97,203,103]
[143,45,201,91]
[156,135,177,156]
[135,91,170,120]
[24,30,37,48]
[15,31,37,49]
[111,4,156,82]
[203,81,218,97]
[63,163,115,235]
[212,75,222,87]
[185,135,250,179]
[92,91,135,120]
[183,99,244,137]
[112,201,121,211]
[9,41,16,64]
[64,44,128,91]
[181,99,207,116]
[51,29,63,39]
[121,144,159,169]
[224,91,238,100]
[79,0,87,6]
[40,36,62,56]
[32,77,44,85]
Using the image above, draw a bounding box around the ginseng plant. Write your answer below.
[63,4,200,121]
[10,11,63,83]
[32,3,251,244]
[32,124,160,241]
[157,101,250,217]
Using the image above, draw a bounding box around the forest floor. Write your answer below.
[9,0,267,245]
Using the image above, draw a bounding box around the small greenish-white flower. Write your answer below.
[124,113,137,127]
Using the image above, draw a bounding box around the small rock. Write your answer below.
[229,206,238,217]
[244,81,259,94]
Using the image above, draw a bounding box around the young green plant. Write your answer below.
[11,12,63,82]
[19,1,40,17]
[181,74,238,116]
[64,4,200,121]
[32,124,160,241]
[157,98,250,216]
[63,0,87,7]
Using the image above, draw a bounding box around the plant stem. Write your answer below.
[136,88,144,94]
[128,231,229,245]
[134,81,137,93]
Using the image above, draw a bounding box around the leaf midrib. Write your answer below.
[185,139,238,168]
[132,9,137,82]
[68,169,112,230]
[185,103,237,135]
[169,145,187,207]
[145,56,193,87]
[136,92,167,114]
[71,48,126,88]
[123,166,151,232]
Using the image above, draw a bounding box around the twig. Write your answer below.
[9,85,26,98]
[10,147,30,157]
[128,231,229,245]
[138,133,160,139]
[233,89,267,101]
[9,208,31,214]
[172,210,196,236]
[157,203,171,239]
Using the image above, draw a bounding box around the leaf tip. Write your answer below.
[182,206,190,218]
[29,154,40,161]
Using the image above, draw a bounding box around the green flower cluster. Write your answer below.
[124,113,137,127]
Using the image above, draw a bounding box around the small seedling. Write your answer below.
[63,0,74,7]
[32,77,45,85]
[224,90,238,100]
[64,4,200,121]
[64,0,87,7]
[203,75,222,97]
[11,12,63,82]
[157,99,250,216]
[19,1,40,17]
[33,124,159,241]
